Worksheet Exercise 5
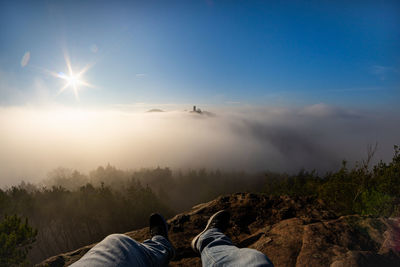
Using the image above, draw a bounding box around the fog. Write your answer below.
[0,104,399,187]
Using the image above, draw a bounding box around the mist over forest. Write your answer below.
[2,143,400,264]
[0,103,399,187]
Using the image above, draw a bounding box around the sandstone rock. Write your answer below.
[37,193,400,267]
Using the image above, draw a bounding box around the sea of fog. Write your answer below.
[0,103,399,187]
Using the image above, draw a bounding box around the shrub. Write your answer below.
[0,214,37,266]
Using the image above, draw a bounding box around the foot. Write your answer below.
[149,213,169,240]
[191,210,230,254]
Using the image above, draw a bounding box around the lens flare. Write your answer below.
[52,53,94,100]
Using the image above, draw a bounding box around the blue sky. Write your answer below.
[0,0,399,108]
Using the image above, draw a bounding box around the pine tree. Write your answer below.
[0,215,37,266]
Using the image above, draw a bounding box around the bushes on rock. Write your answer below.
[263,145,400,217]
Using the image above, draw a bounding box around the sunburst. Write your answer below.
[52,53,94,100]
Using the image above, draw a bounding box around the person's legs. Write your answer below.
[197,228,273,267]
[191,210,273,267]
[71,213,174,267]
[70,233,173,267]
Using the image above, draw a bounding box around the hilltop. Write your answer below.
[146,109,165,112]
[38,193,399,267]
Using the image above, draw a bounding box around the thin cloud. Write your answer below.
[370,65,398,80]
[325,87,381,93]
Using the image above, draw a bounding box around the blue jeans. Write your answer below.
[196,228,274,267]
[70,234,174,267]
[71,229,273,267]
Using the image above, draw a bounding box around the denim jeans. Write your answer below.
[196,228,274,267]
[70,234,174,267]
[71,229,273,267]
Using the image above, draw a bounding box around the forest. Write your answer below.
[1,145,399,265]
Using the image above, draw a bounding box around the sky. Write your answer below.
[0,0,399,107]
[0,1,399,186]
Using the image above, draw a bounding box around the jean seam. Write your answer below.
[204,247,218,266]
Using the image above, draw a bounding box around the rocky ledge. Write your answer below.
[38,193,400,266]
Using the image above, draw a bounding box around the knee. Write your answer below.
[106,233,125,239]
[255,252,273,266]
[98,234,138,250]
[103,234,130,243]
[242,248,274,266]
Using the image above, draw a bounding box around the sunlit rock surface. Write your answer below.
[37,193,400,267]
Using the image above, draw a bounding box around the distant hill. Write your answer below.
[37,193,400,267]
[146,109,164,112]
[189,110,216,117]
[188,105,216,117]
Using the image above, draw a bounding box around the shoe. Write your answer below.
[191,210,230,254]
[149,213,169,240]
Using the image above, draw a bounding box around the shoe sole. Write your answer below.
[191,210,227,253]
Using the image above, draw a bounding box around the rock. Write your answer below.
[37,193,400,266]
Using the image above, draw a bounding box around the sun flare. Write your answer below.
[53,53,94,100]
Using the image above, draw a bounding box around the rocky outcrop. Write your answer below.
[38,193,400,266]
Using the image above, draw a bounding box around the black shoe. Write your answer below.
[191,210,230,254]
[149,213,169,240]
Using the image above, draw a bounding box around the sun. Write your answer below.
[54,53,94,100]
